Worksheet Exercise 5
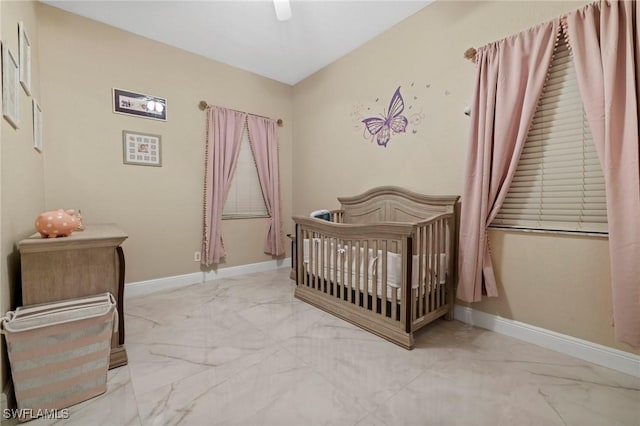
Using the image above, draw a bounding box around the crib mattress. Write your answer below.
[302,238,446,299]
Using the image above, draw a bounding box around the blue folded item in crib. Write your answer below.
[310,209,332,221]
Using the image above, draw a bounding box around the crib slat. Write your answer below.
[308,232,313,289]
[320,234,326,293]
[373,240,379,314]
[360,240,369,309]
[435,220,441,310]
[411,288,417,323]
[433,221,442,310]
[403,236,412,333]
[429,223,435,313]
[414,226,419,319]
[424,224,430,315]
[315,234,320,290]
[439,219,445,309]
[439,219,447,306]
[342,240,353,302]
[392,287,398,320]
[417,225,424,318]
[303,230,309,288]
[433,222,440,311]
[440,219,446,308]
[303,231,311,287]
[338,239,344,300]
[430,225,435,307]
[418,227,423,311]
[331,238,340,295]
[353,240,364,306]
[297,227,303,287]
[355,240,361,306]
[318,234,322,291]
[309,233,315,289]
[431,222,440,311]
[315,235,320,290]
[381,239,388,318]
[317,234,322,291]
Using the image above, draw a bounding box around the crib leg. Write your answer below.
[444,282,455,321]
[445,306,454,321]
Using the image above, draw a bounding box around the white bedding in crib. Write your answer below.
[301,238,447,298]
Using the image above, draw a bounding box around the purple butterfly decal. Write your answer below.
[362,86,408,147]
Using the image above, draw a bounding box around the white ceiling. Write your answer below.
[42,0,433,85]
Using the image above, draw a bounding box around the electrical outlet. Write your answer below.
[194,251,201,262]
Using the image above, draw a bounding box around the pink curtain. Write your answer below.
[247,115,285,256]
[457,21,560,302]
[202,107,247,265]
[565,1,640,346]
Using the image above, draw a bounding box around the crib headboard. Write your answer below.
[338,186,459,224]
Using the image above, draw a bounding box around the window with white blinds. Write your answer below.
[222,123,269,218]
[491,35,608,234]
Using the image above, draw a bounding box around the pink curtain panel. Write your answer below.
[459,0,640,346]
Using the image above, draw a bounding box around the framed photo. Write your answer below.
[33,99,43,152]
[19,21,31,95]
[122,130,162,167]
[113,88,167,121]
[2,43,19,129]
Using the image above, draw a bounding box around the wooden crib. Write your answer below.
[293,186,460,349]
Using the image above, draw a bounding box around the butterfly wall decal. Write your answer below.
[362,86,408,147]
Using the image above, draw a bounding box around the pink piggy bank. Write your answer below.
[35,209,81,238]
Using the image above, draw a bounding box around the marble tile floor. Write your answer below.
[27,268,639,426]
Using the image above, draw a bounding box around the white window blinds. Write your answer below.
[223,123,268,218]
[491,34,608,234]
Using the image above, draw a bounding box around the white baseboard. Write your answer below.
[202,258,289,282]
[125,272,203,299]
[454,305,640,378]
[125,258,290,299]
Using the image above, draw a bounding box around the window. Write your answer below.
[222,123,268,218]
[491,34,607,234]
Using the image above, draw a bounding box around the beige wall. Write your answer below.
[292,0,638,355]
[37,4,293,284]
[1,0,44,392]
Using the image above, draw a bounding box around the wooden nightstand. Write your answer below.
[18,224,128,369]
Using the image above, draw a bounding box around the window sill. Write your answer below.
[488,226,608,239]
[222,215,270,220]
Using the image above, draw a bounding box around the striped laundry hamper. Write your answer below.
[1,293,117,422]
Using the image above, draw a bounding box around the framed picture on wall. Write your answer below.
[18,21,32,95]
[2,43,20,129]
[113,88,167,121]
[33,99,43,152]
[122,130,162,167]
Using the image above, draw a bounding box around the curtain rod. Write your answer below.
[198,101,283,127]
[463,6,581,65]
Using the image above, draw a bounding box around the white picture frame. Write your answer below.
[33,99,43,152]
[122,130,162,167]
[18,21,31,96]
[2,43,20,129]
